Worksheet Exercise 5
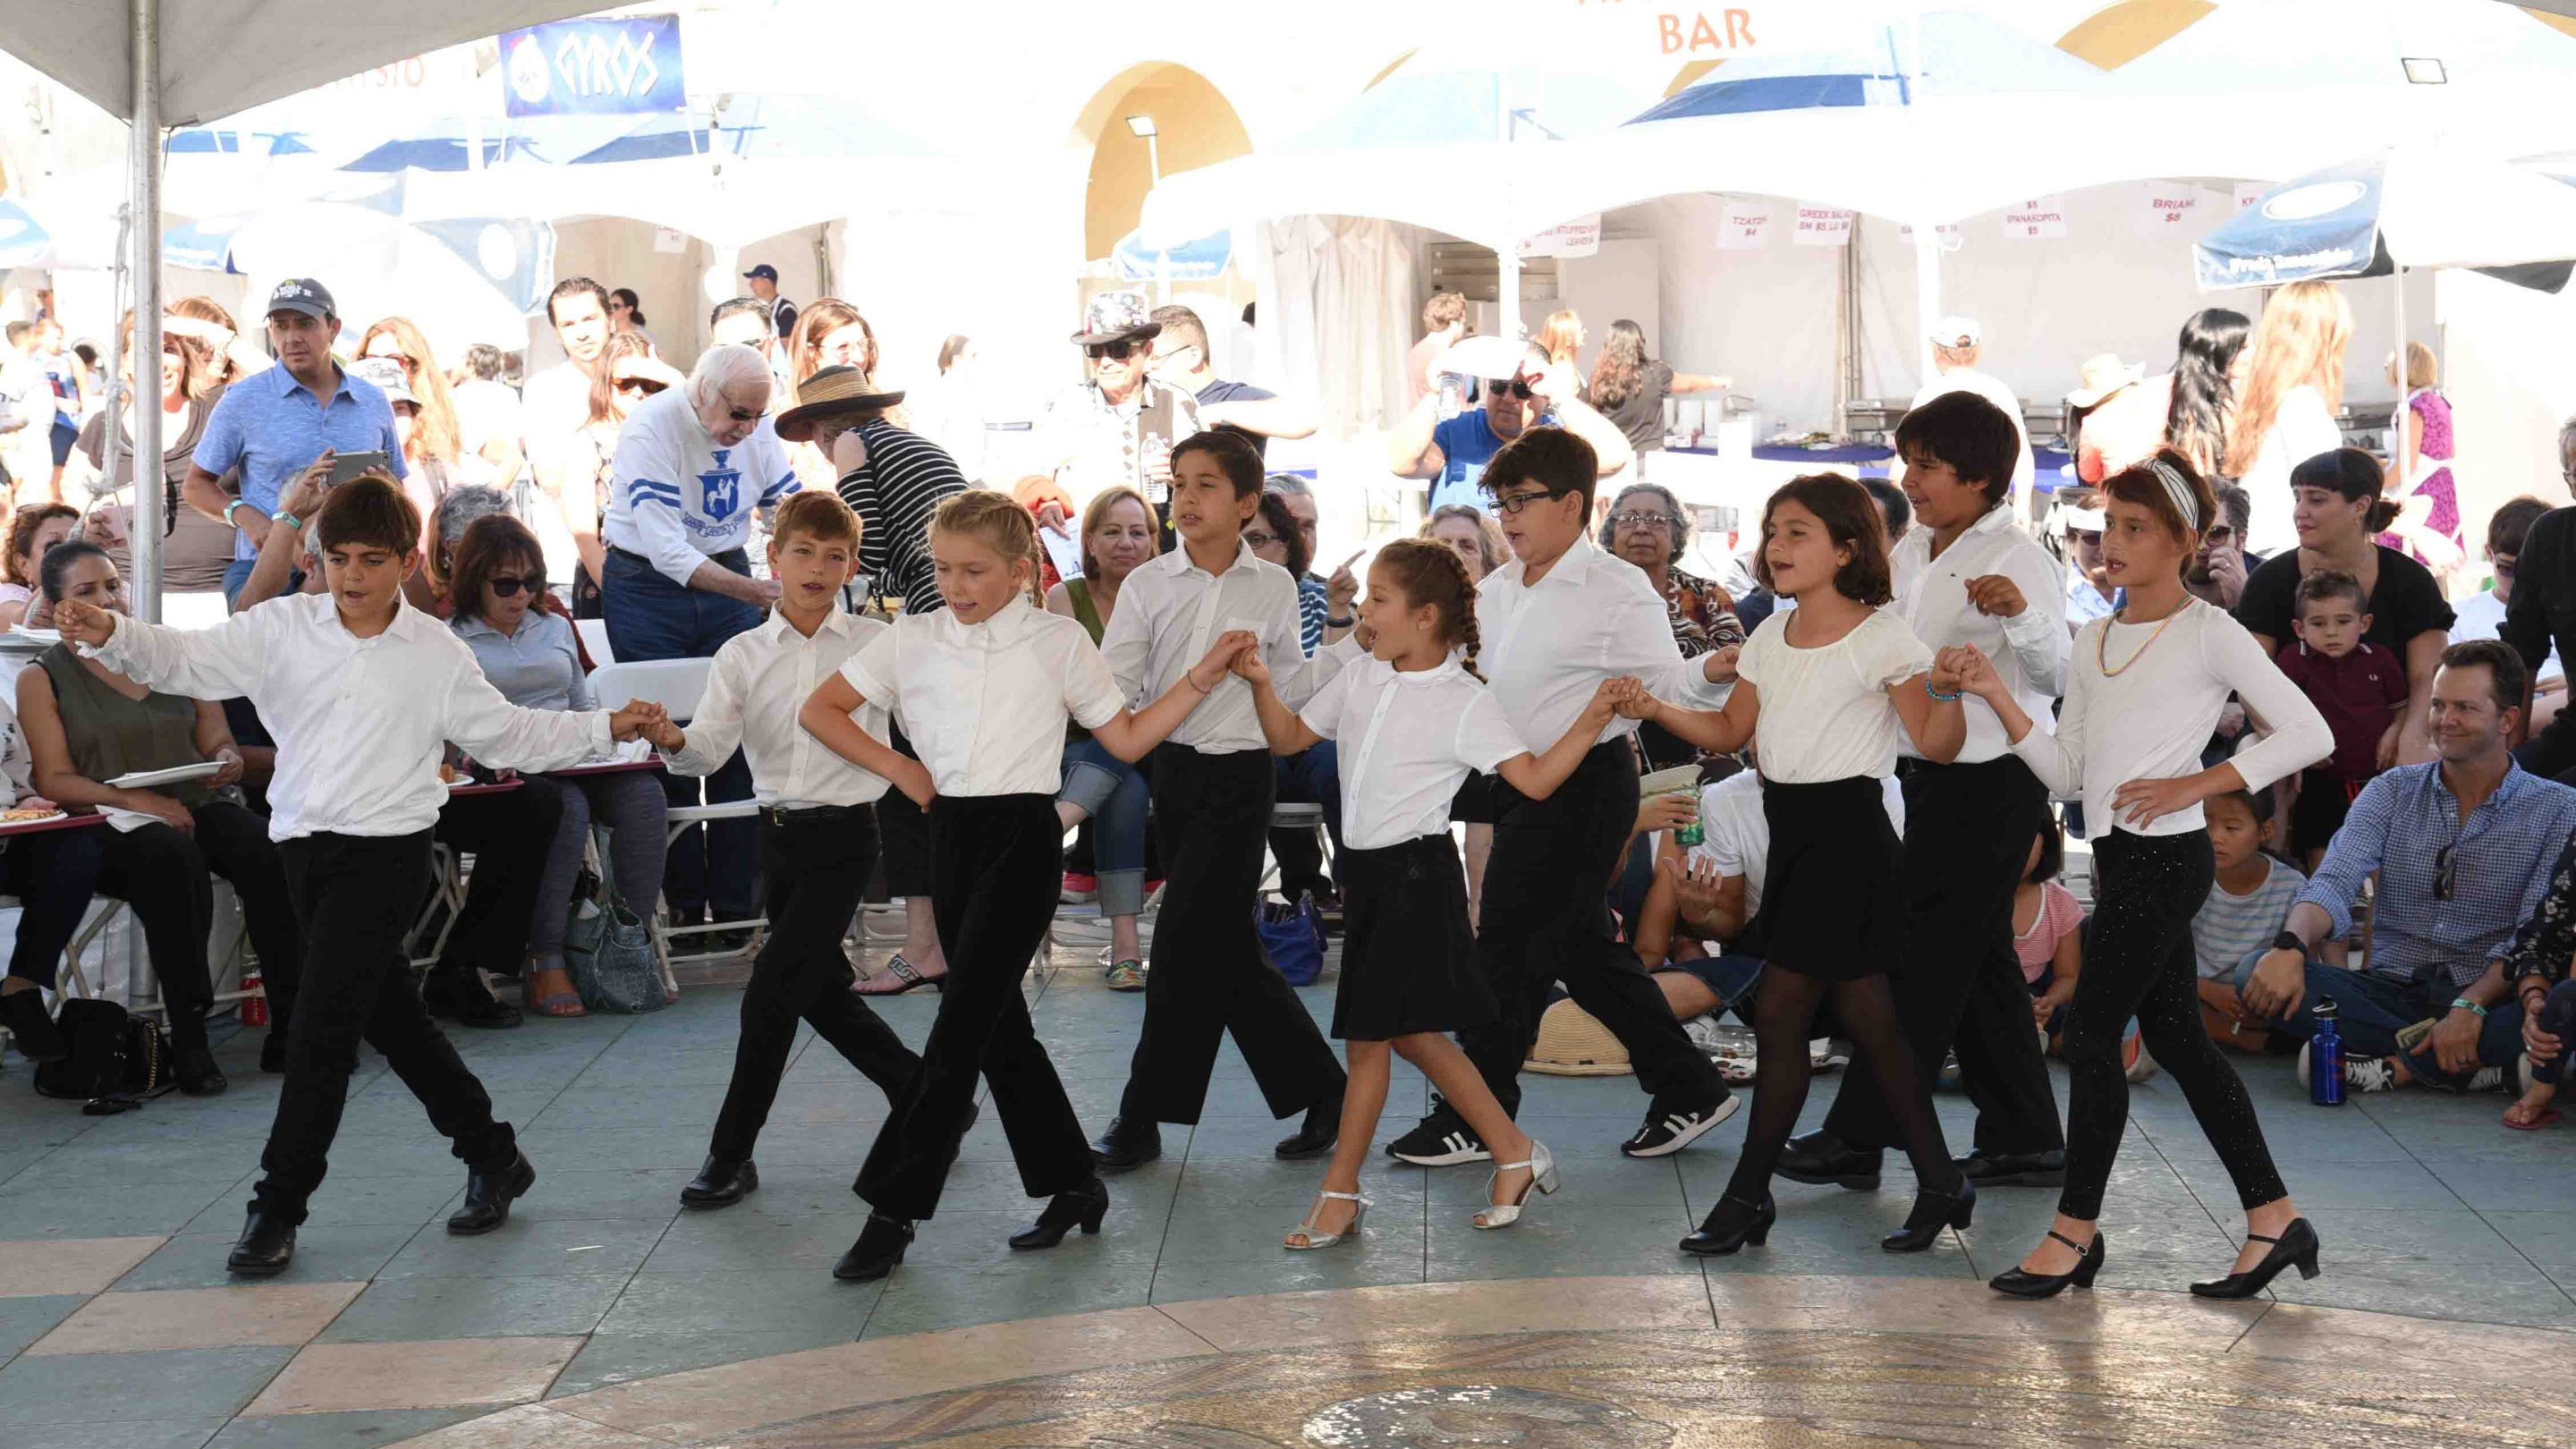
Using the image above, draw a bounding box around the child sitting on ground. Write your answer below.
[2191,788,2307,1054]
[2271,569,2406,870]
[2016,808,2085,1046]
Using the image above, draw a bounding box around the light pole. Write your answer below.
[1126,114,1169,303]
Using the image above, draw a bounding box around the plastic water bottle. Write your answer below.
[2309,996,2343,1106]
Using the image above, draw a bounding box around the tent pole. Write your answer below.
[1912,225,1941,389]
[1498,247,1522,342]
[2391,264,2407,436]
[130,0,164,625]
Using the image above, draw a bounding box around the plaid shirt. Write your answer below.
[2297,762,2576,987]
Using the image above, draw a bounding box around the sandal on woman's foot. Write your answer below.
[526,969,586,1018]
[2504,1098,2562,1131]
[856,954,945,996]
[1105,960,1147,992]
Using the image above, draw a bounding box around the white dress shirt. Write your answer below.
[670,606,893,807]
[91,595,611,843]
[1098,539,1346,753]
[1476,533,1723,750]
[841,596,1126,797]
[1298,656,1532,849]
[1890,501,2069,763]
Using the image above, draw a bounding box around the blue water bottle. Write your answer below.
[2309,996,2344,1106]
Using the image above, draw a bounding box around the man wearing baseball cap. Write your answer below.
[182,277,407,606]
[1901,315,2032,516]
[743,264,797,345]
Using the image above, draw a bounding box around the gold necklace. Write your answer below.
[2097,597,2192,678]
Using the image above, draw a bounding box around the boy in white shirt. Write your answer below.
[56,478,667,1277]
[646,493,926,1212]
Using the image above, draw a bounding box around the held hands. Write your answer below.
[1699,642,1741,685]
[1229,636,1275,688]
[1943,644,2003,702]
[1585,676,1637,726]
[1605,675,1657,721]
[607,699,671,743]
[2241,946,2308,1022]
[53,597,114,648]
[1191,631,1260,692]
[1962,574,2028,619]
[1927,648,1970,698]
[644,717,686,753]
[2106,775,2206,831]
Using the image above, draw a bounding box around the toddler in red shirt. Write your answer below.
[2271,569,2406,868]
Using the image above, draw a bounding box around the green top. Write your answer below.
[38,642,211,807]
[1064,577,1106,643]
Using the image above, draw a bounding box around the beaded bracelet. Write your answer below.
[1924,680,1962,703]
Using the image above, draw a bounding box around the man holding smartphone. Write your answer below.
[183,278,405,607]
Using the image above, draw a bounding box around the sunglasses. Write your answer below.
[614,377,667,398]
[487,574,543,597]
[1086,340,1140,361]
[1485,377,1536,402]
[724,406,760,423]
[1494,487,1567,516]
[2434,843,2456,902]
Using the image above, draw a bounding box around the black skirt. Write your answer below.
[1333,835,1496,1040]
[1754,775,1906,982]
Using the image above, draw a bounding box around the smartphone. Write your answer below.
[326,450,390,487]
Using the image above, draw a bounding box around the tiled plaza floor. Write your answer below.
[3,923,2572,1447]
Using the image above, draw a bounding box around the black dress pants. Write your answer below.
[857,795,1091,1221]
[1460,740,1726,1116]
[99,801,305,1042]
[708,809,921,1163]
[1119,745,1344,1124]
[1820,756,2064,1157]
[254,833,514,1225]
[877,724,933,900]
[429,786,561,981]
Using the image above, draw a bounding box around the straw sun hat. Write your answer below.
[773,364,906,445]
[1524,998,1636,1077]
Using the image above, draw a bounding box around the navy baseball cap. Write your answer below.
[267,277,335,321]
[742,264,779,283]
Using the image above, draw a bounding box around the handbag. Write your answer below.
[34,997,172,1111]
[1255,891,1326,987]
[564,865,667,1014]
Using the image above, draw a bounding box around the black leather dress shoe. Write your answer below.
[227,1211,296,1275]
[424,978,522,1030]
[681,1157,758,1208]
[1274,1097,1342,1159]
[834,1213,913,1281]
[1089,1115,1162,1171]
[1775,1129,1883,1191]
[1954,1148,2068,1188]
[1881,1178,1975,1253]
[174,1045,229,1097]
[446,1150,537,1235]
[1009,1178,1109,1250]
[259,1033,290,1074]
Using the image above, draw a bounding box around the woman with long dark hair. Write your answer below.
[76,310,238,624]
[2162,308,2254,480]
[1585,319,1730,462]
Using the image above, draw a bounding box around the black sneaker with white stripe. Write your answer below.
[1385,1095,1490,1165]
[1620,1090,1741,1157]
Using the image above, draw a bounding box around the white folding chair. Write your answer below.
[587,657,762,978]
[574,617,615,668]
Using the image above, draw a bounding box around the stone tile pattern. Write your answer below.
[3,923,2573,1447]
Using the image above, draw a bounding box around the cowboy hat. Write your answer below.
[773,365,905,445]
[2064,352,2146,409]
[1070,290,1162,347]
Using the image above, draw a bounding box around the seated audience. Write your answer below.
[0,503,77,629]
[2453,496,2563,738]
[2192,788,2306,1053]
[2015,809,2084,1045]
[2061,495,2117,630]
[420,486,513,614]
[2241,641,2576,1093]
[448,514,668,1017]
[2272,568,2407,869]
[13,539,301,1091]
[1419,504,1510,583]
[1600,481,1742,659]
[1048,487,1160,989]
[2503,830,2576,1129]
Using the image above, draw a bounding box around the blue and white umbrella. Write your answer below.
[0,199,55,269]
[2194,150,2576,292]
[1112,226,1231,284]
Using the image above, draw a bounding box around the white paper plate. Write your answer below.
[7,625,62,645]
[105,761,225,789]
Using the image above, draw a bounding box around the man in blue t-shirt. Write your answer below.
[1145,304,1315,463]
[185,277,407,604]
[1387,343,1631,516]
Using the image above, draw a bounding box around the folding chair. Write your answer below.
[587,657,762,979]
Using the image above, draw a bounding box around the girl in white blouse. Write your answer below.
[1955,450,2332,1301]
[794,490,1251,1284]
[1236,539,1622,1250]
[1616,473,1972,1260]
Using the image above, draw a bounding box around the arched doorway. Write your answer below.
[1073,63,1252,263]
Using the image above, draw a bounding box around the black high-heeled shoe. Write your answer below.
[2190,1217,2320,1299]
[834,1213,914,1282]
[1679,1192,1775,1256]
[1881,1177,1975,1253]
[1990,1228,2106,1298]
[1009,1178,1110,1250]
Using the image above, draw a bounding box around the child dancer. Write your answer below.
[1089,431,1349,1172]
[647,492,928,1211]
[1237,538,1621,1246]
[55,479,666,1275]
[1953,449,2332,1299]
[1613,472,1974,1258]
[795,490,1250,1282]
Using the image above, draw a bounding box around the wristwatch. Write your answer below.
[2272,930,2304,954]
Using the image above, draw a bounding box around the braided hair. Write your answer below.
[1372,538,1486,680]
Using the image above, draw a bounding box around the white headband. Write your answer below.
[2146,458,2199,533]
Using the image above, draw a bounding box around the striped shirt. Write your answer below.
[1297,574,1329,655]
[2191,856,2306,979]
[837,418,966,616]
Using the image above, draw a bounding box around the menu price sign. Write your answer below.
[2001,197,2069,241]
[1792,205,1853,248]
[1716,202,1773,250]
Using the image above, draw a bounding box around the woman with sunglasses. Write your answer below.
[538,333,679,616]
[360,318,506,488]
[448,513,668,1017]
